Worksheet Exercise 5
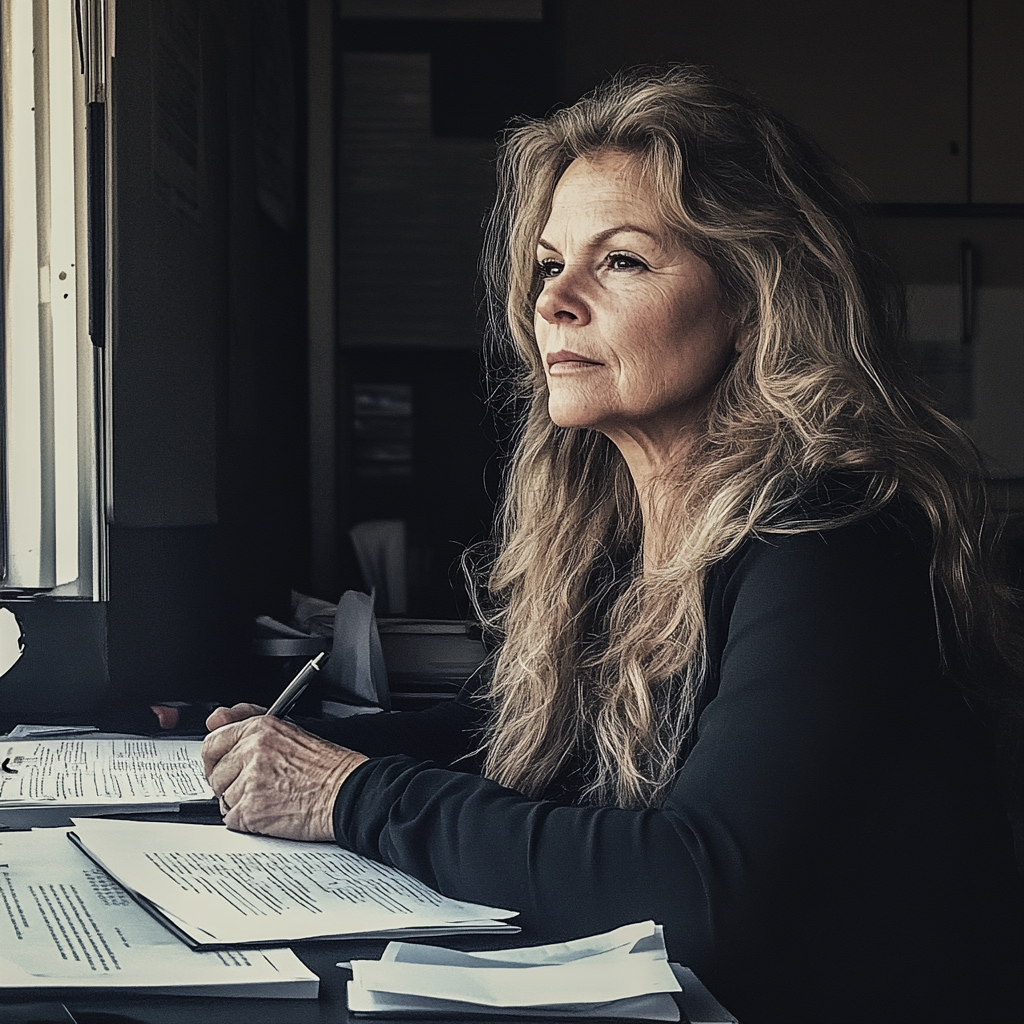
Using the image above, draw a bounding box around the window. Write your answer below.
[1,0,104,597]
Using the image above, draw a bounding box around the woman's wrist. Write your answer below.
[316,749,369,841]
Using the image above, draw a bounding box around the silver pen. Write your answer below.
[265,652,327,718]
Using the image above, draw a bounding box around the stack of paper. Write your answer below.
[5,724,99,738]
[346,921,727,1021]
[0,828,318,998]
[68,818,519,947]
[0,737,214,810]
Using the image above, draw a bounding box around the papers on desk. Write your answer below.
[6,724,99,738]
[346,921,705,1021]
[68,818,519,948]
[0,828,318,998]
[0,737,214,810]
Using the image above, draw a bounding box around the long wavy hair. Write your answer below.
[472,65,1023,810]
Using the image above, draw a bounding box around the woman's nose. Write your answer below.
[535,270,590,326]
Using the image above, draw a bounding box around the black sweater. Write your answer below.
[311,514,1024,1024]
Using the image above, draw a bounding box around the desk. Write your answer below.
[1,810,663,1024]
[0,806,363,1023]
[0,808,713,1024]
[2,940,369,1024]
[5,940,672,1024]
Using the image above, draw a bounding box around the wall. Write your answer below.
[1,1,313,726]
[332,7,556,614]
[107,0,312,708]
[552,0,1024,481]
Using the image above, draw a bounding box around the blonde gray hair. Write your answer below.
[472,65,1022,809]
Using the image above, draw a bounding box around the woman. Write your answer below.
[203,67,1024,1023]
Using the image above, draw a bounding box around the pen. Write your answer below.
[265,652,327,718]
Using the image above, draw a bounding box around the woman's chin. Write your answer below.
[548,408,604,431]
[547,396,612,432]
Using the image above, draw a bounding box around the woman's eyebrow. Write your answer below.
[537,225,662,253]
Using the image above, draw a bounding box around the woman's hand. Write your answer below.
[205,702,267,731]
[202,715,368,842]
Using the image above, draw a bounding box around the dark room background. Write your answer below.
[1,0,1020,722]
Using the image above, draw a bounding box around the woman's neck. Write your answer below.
[637,477,679,575]
[611,434,696,575]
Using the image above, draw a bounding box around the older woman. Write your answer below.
[203,67,1023,1023]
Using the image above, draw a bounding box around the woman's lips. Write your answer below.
[546,350,603,374]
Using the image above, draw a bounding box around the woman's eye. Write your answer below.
[536,259,563,280]
[608,253,646,271]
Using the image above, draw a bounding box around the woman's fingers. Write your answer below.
[201,717,247,778]
[202,716,367,842]
[205,702,267,732]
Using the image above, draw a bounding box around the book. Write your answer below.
[68,818,519,949]
[0,827,318,998]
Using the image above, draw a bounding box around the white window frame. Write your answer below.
[1,0,106,598]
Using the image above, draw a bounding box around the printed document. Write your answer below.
[0,828,318,997]
[68,818,518,947]
[0,737,214,808]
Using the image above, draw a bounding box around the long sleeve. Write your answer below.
[332,517,1023,1024]
[297,674,487,765]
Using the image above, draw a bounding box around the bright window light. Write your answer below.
[2,0,102,596]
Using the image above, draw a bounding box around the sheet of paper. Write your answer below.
[69,818,518,946]
[352,955,681,1008]
[0,738,213,807]
[345,922,682,1021]
[345,986,682,1020]
[381,920,664,968]
[6,724,98,738]
[346,924,738,1022]
[0,828,317,997]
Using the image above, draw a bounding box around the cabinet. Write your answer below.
[973,0,1024,203]
[559,0,1022,205]
[557,0,1024,486]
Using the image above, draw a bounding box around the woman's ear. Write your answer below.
[733,328,750,354]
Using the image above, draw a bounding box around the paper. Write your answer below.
[380,920,666,967]
[68,818,518,947]
[0,828,318,997]
[0,738,214,808]
[353,957,680,1007]
[322,589,390,708]
[0,607,24,677]
[346,921,684,1021]
[346,989,681,1021]
[6,725,99,738]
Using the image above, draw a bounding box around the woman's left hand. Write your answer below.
[202,716,368,841]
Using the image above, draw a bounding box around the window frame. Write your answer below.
[1,0,107,599]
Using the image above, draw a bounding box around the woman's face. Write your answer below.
[534,151,741,466]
